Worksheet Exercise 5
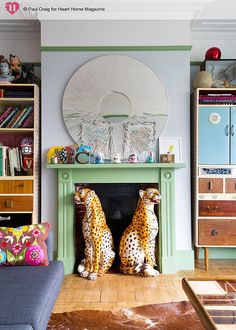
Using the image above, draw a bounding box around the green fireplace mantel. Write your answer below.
[46,163,186,274]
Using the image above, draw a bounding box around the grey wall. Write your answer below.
[42,50,191,251]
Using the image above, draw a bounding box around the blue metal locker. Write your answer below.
[199,106,230,164]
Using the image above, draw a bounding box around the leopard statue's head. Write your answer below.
[139,188,161,205]
[74,188,95,205]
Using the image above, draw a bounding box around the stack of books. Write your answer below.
[0,145,32,176]
[199,94,236,105]
[0,106,34,128]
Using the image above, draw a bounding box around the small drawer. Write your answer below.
[225,178,236,194]
[0,180,33,194]
[0,213,32,227]
[198,178,223,193]
[0,196,33,211]
[199,219,236,245]
[199,200,236,217]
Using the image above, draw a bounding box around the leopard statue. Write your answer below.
[74,188,115,280]
[119,188,161,277]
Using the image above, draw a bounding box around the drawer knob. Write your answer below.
[18,183,25,188]
[211,229,218,236]
[5,200,14,208]
[206,205,219,212]
[208,181,213,190]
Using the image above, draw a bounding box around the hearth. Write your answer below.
[74,183,159,271]
[46,163,185,274]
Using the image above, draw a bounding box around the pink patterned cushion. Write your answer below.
[0,222,50,266]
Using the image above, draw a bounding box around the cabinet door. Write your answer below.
[230,108,236,164]
[199,107,230,164]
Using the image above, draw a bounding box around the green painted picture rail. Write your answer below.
[40,45,192,52]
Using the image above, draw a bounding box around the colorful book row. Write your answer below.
[0,106,34,128]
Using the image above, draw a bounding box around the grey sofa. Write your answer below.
[0,231,64,330]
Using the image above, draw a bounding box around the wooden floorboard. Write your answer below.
[53,259,236,313]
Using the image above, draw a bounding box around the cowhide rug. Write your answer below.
[47,301,204,330]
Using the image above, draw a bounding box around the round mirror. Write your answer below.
[63,55,168,159]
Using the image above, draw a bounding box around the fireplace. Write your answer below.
[74,183,159,271]
[46,163,185,274]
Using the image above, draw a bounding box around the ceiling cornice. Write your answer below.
[0,20,40,40]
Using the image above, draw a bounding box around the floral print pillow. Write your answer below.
[0,223,50,266]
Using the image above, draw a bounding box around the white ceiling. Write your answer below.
[0,1,235,33]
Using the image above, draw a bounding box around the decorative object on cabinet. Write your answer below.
[201,59,236,88]
[205,47,221,60]
[159,137,182,163]
[0,56,14,83]
[94,152,104,164]
[63,55,168,159]
[128,153,138,163]
[111,152,121,164]
[192,88,236,271]
[145,150,155,163]
[9,54,22,82]
[193,71,212,89]
[0,84,39,225]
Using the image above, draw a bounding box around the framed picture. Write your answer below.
[158,137,182,163]
[201,59,236,88]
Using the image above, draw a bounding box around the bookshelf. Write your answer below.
[0,84,39,226]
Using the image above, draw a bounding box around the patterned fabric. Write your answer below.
[0,223,50,266]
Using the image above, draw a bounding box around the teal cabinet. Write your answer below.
[231,108,236,164]
[199,106,236,165]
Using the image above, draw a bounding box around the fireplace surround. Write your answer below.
[46,163,185,274]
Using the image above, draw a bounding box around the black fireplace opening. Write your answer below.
[74,183,159,272]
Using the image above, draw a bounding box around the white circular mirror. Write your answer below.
[63,55,168,159]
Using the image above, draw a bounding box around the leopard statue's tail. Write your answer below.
[120,262,159,277]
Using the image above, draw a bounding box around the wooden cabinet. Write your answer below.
[0,84,39,226]
[192,88,236,270]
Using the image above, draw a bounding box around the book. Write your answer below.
[2,146,9,176]
[0,106,13,126]
[17,106,33,128]
[0,108,19,128]
[22,111,34,128]
[8,108,24,128]
[0,147,2,176]
[6,107,20,128]
[11,107,28,128]
[3,91,34,98]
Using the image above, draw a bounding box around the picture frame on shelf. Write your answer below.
[158,137,182,163]
[201,59,236,88]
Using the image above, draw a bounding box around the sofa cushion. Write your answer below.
[0,223,50,266]
[0,261,64,330]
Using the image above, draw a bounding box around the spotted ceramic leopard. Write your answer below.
[119,188,161,277]
[74,188,115,280]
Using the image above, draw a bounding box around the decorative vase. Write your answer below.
[205,47,221,60]
[193,71,212,89]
